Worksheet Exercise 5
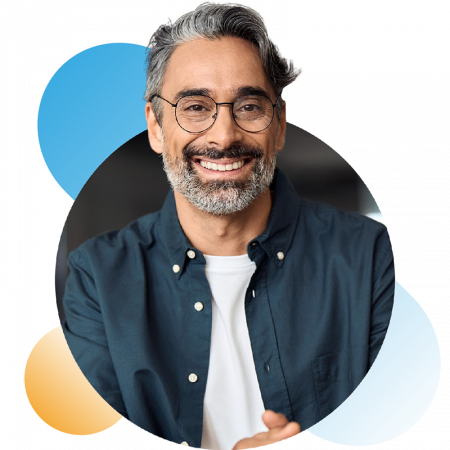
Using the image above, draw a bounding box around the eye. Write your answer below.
[180,102,213,114]
[186,104,208,112]
[241,104,261,112]
[235,101,265,118]
[234,96,268,116]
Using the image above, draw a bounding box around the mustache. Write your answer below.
[183,144,264,162]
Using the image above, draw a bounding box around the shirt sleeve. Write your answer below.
[368,227,395,367]
[62,248,128,417]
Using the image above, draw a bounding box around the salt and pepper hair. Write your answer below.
[144,2,300,124]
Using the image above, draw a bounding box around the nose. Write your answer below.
[204,103,244,148]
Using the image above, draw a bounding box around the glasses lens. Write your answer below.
[176,96,216,133]
[233,95,274,132]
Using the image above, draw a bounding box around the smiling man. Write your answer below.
[146,35,286,258]
[62,3,395,450]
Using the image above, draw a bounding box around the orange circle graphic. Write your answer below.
[25,327,122,434]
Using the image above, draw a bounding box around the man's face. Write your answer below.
[146,36,286,215]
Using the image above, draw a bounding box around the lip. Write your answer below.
[191,156,253,176]
[193,156,249,164]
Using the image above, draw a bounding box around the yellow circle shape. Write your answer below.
[25,327,122,434]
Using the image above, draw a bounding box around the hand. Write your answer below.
[232,410,301,449]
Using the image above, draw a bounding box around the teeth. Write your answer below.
[199,160,245,171]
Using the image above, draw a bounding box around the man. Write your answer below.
[62,3,394,450]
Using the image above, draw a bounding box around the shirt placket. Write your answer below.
[177,248,212,447]
[245,248,294,422]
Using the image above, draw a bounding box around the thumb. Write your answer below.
[262,410,289,430]
[276,421,301,440]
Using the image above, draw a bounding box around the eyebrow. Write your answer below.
[173,85,273,102]
[174,88,211,101]
[235,85,272,99]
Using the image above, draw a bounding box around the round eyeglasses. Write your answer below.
[150,93,279,134]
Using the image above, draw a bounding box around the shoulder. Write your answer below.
[286,199,394,297]
[69,210,162,266]
[298,197,387,237]
[292,198,391,265]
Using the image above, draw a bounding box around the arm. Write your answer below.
[62,248,128,417]
[369,227,395,367]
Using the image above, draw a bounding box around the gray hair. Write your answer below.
[144,2,300,124]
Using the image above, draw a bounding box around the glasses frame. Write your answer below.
[150,93,279,134]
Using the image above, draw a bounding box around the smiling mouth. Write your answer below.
[193,158,250,172]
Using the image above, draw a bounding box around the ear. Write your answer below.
[145,102,163,154]
[275,101,287,153]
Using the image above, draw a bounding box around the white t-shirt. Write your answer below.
[201,254,267,450]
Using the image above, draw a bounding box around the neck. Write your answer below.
[174,188,272,256]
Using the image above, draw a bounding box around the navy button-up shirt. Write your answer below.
[62,169,394,447]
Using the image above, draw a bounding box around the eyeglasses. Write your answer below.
[150,93,279,134]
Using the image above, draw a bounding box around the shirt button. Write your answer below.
[188,373,198,383]
[181,441,189,446]
[172,264,180,273]
[187,250,196,259]
[194,302,204,311]
[277,252,285,260]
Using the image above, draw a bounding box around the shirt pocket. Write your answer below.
[312,349,364,419]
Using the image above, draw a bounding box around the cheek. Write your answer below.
[268,125,282,153]
[255,135,276,156]
[161,125,198,159]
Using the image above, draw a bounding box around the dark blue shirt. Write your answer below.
[62,169,394,447]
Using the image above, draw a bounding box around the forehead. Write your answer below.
[162,36,275,100]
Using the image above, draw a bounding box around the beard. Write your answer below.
[161,141,278,215]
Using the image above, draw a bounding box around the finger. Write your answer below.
[233,422,301,450]
[271,421,301,440]
[262,410,289,429]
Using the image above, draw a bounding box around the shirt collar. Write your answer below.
[158,168,301,277]
[247,169,301,267]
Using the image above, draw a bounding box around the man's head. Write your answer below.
[144,3,300,215]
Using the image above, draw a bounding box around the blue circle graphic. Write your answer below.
[38,44,441,445]
[309,281,440,445]
[38,43,148,199]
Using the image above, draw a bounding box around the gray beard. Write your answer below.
[161,143,278,215]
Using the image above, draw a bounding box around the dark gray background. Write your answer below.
[56,123,380,321]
